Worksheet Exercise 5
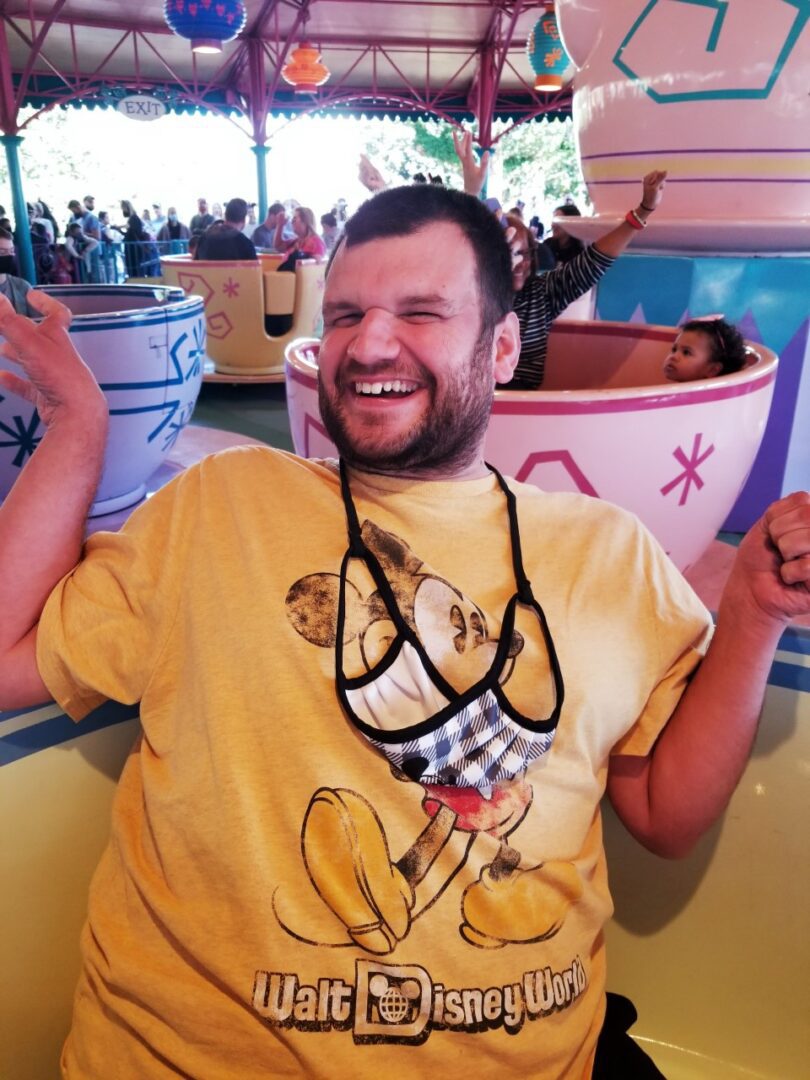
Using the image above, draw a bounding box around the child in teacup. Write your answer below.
[664,317,749,382]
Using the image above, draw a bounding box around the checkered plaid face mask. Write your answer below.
[335,461,564,790]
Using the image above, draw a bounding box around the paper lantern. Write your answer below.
[281,42,330,94]
[163,0,246,54]
[527,12,572,92]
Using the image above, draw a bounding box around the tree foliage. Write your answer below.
[362,115,589,223]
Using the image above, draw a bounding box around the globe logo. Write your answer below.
[378,986,411,1024]
[368,973,422,1025]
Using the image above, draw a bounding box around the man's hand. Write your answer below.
[639,169,667,213]
[358,154,387,193]
[0,290,107,430]
[451,129,490,197]
[722,491,810,628]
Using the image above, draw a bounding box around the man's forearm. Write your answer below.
[633,610,781,856]
[0,410,107,651]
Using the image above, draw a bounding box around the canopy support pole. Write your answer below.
[251,145,270,222]
[247,37,269,220]
[0,23,35,284]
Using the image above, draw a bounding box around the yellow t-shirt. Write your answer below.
[38,447,712,1079]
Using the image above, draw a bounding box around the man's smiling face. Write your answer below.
[318,221,517,479]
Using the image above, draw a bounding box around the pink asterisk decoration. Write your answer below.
[660,433,715,506]
[222,277,240,297]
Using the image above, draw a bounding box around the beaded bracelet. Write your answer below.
[625,209,647,230]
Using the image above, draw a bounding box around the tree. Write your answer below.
[361,115,588,223]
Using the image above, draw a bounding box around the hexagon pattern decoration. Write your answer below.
[515,450,599,496]
[613,0,810,103]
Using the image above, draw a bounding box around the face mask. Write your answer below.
[0,255,15,273]
[123,210,130,218]
[169,214,178,223]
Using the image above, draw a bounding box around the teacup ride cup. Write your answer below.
[555,0,810,252]
[0,284,206,516]
[284,321,778,572]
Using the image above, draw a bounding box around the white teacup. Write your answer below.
[557,0,810,224]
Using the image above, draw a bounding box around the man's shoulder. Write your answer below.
[197,445,339,486]
[508,481,649,548]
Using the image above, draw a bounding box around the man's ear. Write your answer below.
[492,310,521,385]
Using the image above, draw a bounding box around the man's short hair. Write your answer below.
[321,212,337,228]
[339,185,513,330]
[68,200,81,211]
[224,198,248,224]
[267,202,285,217]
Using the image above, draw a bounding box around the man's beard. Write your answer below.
[318,328,495,476]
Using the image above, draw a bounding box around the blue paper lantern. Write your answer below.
[163,0,247,54]
[526,13,572,93]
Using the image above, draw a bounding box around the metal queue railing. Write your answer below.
[43,239,190,285]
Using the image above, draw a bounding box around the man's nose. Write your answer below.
[348,309,401,364]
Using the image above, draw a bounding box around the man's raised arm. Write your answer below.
[608,492,810,857]
[0,291,108,708]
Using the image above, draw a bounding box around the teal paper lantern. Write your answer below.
[526,12,572,92]
[164,0,246,54]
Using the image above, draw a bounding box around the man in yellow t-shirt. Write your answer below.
[0,185,808,1080]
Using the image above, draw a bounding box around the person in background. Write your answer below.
[50,244,75,285]
[190,198,215,235]
[451,129,666,389]
[320,211,341,254]
[244,204,258,240]
[141,209,157,239]
[37,199,60,241]
[188,230,204,259]
[82,197,101,239]
[211,201,224,222]
[29,221,55,285]
[67,199,100,243]
[98,211,120,243]
[30,201,55,245]
[252,202,288,251]
[541,204,585,267]
[119,200,150,278]
[664,318,749,382]
[273,206,326,262]
[64,222,99,281]
[97,211,120,283]
[0,226,38,314]
[195,198,257,261]
[151,204,167,236]
[157,207,191,249]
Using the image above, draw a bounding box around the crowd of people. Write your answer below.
[0,191,346,297]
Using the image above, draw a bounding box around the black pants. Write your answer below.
[592,993,667,1079]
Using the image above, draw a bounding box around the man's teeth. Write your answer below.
[355,380,417,396]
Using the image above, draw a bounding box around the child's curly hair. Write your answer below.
[680,318,748,375]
